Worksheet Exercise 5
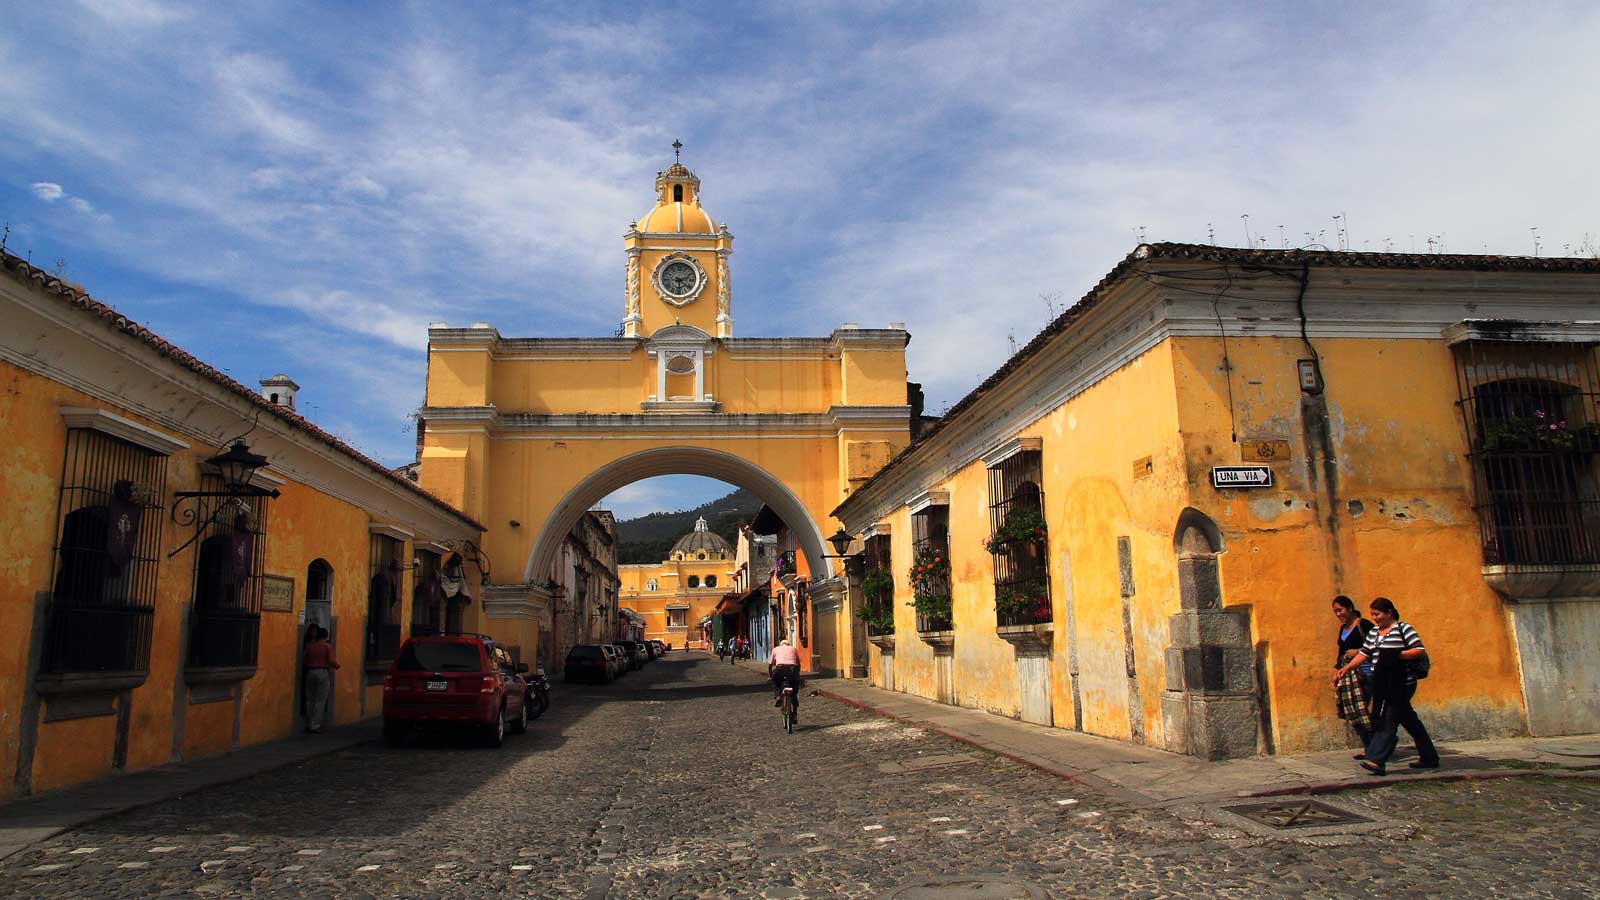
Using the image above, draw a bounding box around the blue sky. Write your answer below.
[5,1,1599,520]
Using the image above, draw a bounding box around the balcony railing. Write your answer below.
[43,603,156,674]
[775,550,797,578]
[187,609,261,669]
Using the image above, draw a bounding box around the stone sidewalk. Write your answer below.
[811,675,1600,807]
[0,720,378,861]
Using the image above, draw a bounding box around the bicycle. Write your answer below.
[780,684,797,734]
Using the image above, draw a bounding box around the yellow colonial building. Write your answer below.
[417,157,913,673]
[618,517,737,649]
[0,251,485,800]
[836,244,1600,758]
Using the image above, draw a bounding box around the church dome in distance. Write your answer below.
[671,517,731,558]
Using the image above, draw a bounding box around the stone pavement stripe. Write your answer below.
[31,863,70,873]
[356,864,380,872]
[117,862,148,869]
[942,829,970,835]
[149,846,178,853]
[281,864,303,872]
[69,847,98,854]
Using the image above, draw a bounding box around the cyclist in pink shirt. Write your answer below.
[769,639,802,712]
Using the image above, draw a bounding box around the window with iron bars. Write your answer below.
[187,475,270,670]
[410,549,444,637]
[911,505,953,632]
[42,429,168,676]
[859,534,895,636]
[367,533,405,668]
[1453,340,1600,567]
[987,449,1051,627]
[797,579,808,645]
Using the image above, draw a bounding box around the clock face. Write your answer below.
[660,261,698,297]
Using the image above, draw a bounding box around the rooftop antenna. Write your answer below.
[1240,214,1252,248]
[1207,222,1215,243]
[1383,236,1393,252]
[1137,225,1147,243]
[1333,214,1345,250]
[672,139,683,163]
[1278,225,1286,249]
[1530,226,1541,257]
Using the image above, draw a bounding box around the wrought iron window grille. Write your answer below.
[42,429,168,676]
[366,533,404,667]
[185,473,271,670]
[1453,340,1600,567]
[912,505,954,633]
[987,449,1052,627]
[861,534,895,636]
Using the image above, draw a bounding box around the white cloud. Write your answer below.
[30,182,63,201]
[76,0,187,27]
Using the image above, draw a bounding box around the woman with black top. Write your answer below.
[1333,597,1440,775]
[1331,596,1374,747]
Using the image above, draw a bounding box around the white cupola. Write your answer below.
[260,373,300,411]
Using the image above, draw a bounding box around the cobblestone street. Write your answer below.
[3,653,1598,899]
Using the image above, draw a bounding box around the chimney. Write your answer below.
[260,373,301,411]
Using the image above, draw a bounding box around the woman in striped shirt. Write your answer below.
[1332,597,1440,775]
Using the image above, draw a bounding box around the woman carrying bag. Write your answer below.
[1333,597,1439,775]
[1331,595,1374,749]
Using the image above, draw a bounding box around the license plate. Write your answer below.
[426,680,448,691]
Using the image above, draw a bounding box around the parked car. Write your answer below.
[564,644,611,683]
[650,639,668,656]
[601,644,628,679]
[615,640,647,670]
[383,635,528,748]
[641,640,659,660]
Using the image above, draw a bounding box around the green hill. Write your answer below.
[612,488,763,564]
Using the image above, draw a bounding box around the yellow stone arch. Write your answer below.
[414,155,914,672]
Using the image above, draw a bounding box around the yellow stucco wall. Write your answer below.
[862,330,1531,755]
[867,343,1185,737]
[1169,334,1526,751]
[619,557,735,647]
[0,361,476,800]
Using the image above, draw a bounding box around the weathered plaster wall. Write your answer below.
[1169,335,1528,752]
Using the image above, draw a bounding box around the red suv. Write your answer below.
[383,635,528,747]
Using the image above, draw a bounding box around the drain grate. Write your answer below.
[1221,799,1373,830]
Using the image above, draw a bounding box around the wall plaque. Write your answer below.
[1241,439,1291,462]
[1211,465,1273,488]
[261,574,295,612]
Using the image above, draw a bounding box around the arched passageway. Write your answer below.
[523,446,835,585]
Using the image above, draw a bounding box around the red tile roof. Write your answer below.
[836,243,1600,515]
[1,251,483,531]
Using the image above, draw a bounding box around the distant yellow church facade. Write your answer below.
[618,517,735,649]
[417,157,912,672]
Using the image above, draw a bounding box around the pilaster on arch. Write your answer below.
[521,446,836,585]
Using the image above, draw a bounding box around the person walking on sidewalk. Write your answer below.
[1331,595,1375,747]
[1333,597,1438,775]
[302,625,340,733]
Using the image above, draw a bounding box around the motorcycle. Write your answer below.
[525,667,551,720]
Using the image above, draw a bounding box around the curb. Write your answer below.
[815,687,1600,805]
[0,725,376,861]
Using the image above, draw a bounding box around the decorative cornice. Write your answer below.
[418,405,497,424]
[829,328,910,352]
[1442,319,1600,347]
[827,405,912,427]
[639,400,721,413]
[201,461,286,488]
[981,436,1042,468]
[427,326,500,346]
[59,406,190,456]
[369,522,415,542]
[906,489,950,514]
[862,522,892,538]
[494,338,639,356]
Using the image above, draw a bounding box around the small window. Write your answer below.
[366,533,404,667]
[705,575,717,588]
[673,184,683,202]
[687,575,700,588]
[988,445,1050,627]
[646,578,659,592]
[187,480,271,670]
[698,551,707,560]
[269,393,279,403]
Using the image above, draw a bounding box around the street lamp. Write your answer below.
[167,438,281,558]
[823,526,862,560]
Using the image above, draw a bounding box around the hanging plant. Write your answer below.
[995,577,1049,620]
[856,598,895,634]
[982,506,1047,554]
[861,567,895,603]
[1479,412,1600,453]
[908,543,953,625]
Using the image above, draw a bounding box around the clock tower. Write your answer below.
[621,146,734,339]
